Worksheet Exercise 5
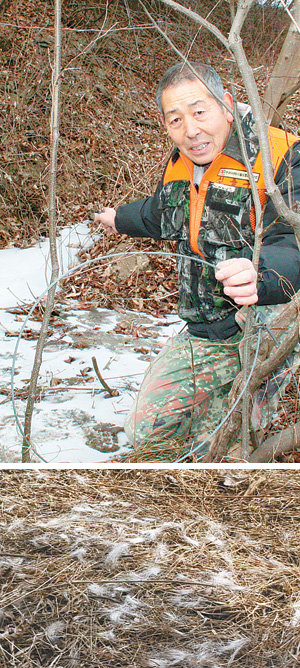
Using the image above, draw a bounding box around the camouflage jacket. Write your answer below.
[115,107,300,339]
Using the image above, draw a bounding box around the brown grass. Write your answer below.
[0,469,300,666]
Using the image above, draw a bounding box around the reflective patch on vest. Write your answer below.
[213,183,235,192]
[218,168,260,181]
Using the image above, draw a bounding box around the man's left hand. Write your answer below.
[215,258,258,305]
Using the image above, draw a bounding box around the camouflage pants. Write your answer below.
[124,330,243,447]
[125,305,299,449]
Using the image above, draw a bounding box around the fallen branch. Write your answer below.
[92,356,119,396]
[249,420,300,462]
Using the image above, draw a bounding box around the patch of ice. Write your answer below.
[0,225,185,463]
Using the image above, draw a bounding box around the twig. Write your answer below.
[139,1,234,114]
[279,0,300,33]
[92,356,119,396]
[277,78,300,110]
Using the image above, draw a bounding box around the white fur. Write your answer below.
[105,542,130,565]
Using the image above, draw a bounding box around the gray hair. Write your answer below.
[156,62,225,115]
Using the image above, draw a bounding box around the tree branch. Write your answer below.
[150,0,230,50]
[230,0,255,36]
[279,0,300,33]
[139,1,233,113]
[205,291,300,462]
[228,10,300,246]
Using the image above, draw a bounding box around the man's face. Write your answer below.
[161,78,234,165]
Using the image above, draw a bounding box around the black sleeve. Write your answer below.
[115,179,163,240]
[244,141,300,304]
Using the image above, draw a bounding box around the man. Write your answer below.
[95,62,300,452]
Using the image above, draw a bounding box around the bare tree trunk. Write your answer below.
[263,0,300,127]
[229,0,300,247]
[22,0,61,462]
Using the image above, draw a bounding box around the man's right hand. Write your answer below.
[94,207,117,234]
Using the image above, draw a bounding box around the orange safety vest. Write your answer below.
[163,126,299,257]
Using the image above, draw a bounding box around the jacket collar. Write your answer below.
[221,104,260,166]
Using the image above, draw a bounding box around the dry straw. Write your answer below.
[0,469,299,666]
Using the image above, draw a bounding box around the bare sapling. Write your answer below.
[22,0,62,461]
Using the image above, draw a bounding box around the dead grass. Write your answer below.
[0,469,300,667]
